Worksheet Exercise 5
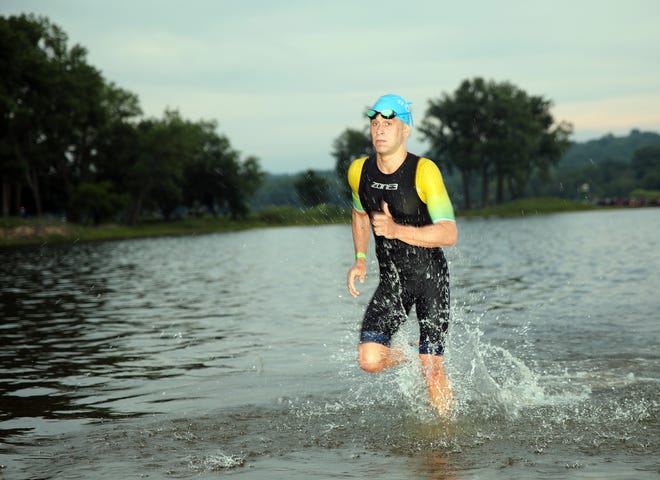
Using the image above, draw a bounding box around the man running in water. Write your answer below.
[346,94,458,415]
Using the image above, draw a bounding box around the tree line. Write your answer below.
[1,14,263,224]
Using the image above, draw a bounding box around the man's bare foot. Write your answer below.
[431,394,456,417]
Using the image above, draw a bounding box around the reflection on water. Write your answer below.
[1,210,658,479]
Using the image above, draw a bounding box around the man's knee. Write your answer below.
[358,343,389,373]
[359,356,385,374]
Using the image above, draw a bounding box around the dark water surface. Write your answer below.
[1,209,658,479]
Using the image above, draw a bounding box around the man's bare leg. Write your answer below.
[358,342,407,373]
[419,354,455,416]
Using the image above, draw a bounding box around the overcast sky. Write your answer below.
[3,0,660,174]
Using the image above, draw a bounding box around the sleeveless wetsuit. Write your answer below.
[347,153,455,355]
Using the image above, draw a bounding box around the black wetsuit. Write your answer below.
[357,153,450,355]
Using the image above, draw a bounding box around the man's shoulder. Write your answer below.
[416,157,443,177]
[349,156,369,168]
[417,156,438,169]
[348,156,370,190]
[348,156,369,177]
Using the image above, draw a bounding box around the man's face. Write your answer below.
[370,115,409,155]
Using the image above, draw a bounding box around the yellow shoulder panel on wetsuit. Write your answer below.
[347,156,368,212]
[415,157,456,223]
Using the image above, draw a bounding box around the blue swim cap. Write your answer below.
[368,94,413,126]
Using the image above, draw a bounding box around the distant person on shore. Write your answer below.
[346,94,458,416]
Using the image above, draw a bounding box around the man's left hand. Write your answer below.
[372,202,398,239]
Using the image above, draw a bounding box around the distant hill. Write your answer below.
[559,129,660,169]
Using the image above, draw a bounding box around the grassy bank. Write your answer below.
[458,197,598,218]
[0,198,616,247]
[0,204,350,247]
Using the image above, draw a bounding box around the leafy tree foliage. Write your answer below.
[419,78,572,209]
[418,78,488,209]
[630,146,660,190]
[0,14,263,223]
[69,181,129,226]
[1,14,69,216]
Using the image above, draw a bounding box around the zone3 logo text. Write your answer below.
[370,182,399,190]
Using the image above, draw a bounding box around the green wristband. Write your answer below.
[356,252,367,260]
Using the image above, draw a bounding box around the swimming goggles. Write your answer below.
[366,109,397,120]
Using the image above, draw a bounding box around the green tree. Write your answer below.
[0,15,29,216]
[1,14,264,224]
[487,84,571,203]
[420,78,571,208]
[0,14,128,220]
[503,93,571,201]
[527,107,572,198]
[183,120,263,219]
[487,82,535,204]
[0,14,58,217]
[631,146,660,189]
[580,160,635,199]
[232,155,264,216]
[183,128,231,216]
[294,170,330,207]
[52,46,111,221]
[92,82,143,218]
[420,78,489,209]
[126,110,192,223]
[331,128,372,200]
[69,181,129,225]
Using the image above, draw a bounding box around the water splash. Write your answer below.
[188,452,246,472]
[336,308,595,424]
[448,322,547,418]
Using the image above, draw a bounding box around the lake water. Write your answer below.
[0,209,658,479]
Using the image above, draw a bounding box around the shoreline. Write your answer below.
[1,200,650,248]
